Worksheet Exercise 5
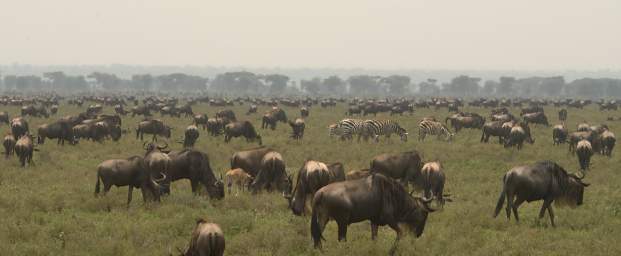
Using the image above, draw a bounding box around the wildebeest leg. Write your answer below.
[371,223,379,240]
[190,180,199,195]
[104,184,112,195]
[547,204,556,227]
[512,197,525,223]
[127,186,133,206]
[337,222,348,242]
[387,222,402,256]
[538,199,555,226]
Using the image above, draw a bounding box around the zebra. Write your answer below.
[419,120,454,141]
[362,119,408,142]
[330,119,365,141]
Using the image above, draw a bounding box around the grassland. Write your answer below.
[1,102,620,256]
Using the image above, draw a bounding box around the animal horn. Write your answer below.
[157,141,169,150]
[575,171,586,180]
[142,141,149,150]
[154,172,167,183]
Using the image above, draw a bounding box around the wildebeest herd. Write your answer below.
[1,95,618,255]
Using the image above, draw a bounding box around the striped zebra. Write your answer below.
[330,119,365,141]
[419,120,454,141]
[362,119,408,142]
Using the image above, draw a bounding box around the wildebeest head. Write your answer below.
[402,196,437,237]
[558,171,589,207]
[144,141,169,153]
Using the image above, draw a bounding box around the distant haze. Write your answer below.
[1,0,619,70]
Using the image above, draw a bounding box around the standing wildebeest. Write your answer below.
[250,151,288,193]
[142,142,172,198]
[50,104,58,115]
[576,140,593,171]
[10,117,29,140]
[225,168,252,194]
[94,155,167,205]
[131,105,151,117]
[215,109,236,122]
[288,118,305,140]
[178,104,194,117]
[446,113,485,132]
[558,109,567,121]
[262,108,287,130]
[421,161,447,206]
[193,114,209,130]
[183,125,200,148]
[522,112,549,126]
[346,169,371,180]
[601,131,616,157]
[552,124,568,145]
[136,119,171,141]
[165,149,225,199]
[206,118,228,136]
[14,134,35,167]
[370,151,423,190]
[493,161,589,227]
[230,147,274,177]
[300,106,309,118]
[0,111,9,125]
[3,134,16,158]
[114,104,129,116]
[577,122,590,132]
[285,161,345,215]
[480,121,511,144]
[224,121,262,145]
[21,105,49,118]
[504,124,534,150]
[246,104,257,115]
[311,174,437,249]
[181,219,225,256]
[37,121,74,145]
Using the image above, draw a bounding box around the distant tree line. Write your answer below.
[1,70,621,98]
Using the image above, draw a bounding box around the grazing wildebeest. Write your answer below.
[577,122,590,132]
[262,108,287,130]
[504,124,534,150]
[493,161,589,227]
[114,104,129,116]
[3,134,16,158]
[14,134,35,167]
[225,168,252,194]
[37,121,74,145]
[285,161,345,215]
[21,105,49,118]
[288,118,305,140]
[206,118,227,136]
[94,155,167,205]
[230,147,273,177]
[346,169,371,180]
[131,105,151,117]
[193,114,209,130]
[558,109,567,121]
[50,104,58,115]
[300,107,309,118]
[552,124,568,145]
[576,140,593,171]
[480,121,511,144]
[246,104,257,115]
[311,174,437,249]
[183,125,200,148]
[522,112,549,126]
[224,121,262,145]
[142,142,172,198]
[181,219,225,256]
[165,149,225,199]
[10,117,29,140]
[249,151,288,194]
[568,130,601,153]
[421,161,447,206]
[446,113,485,132]
[0,111,10,125]
[136,119,171,141]
[370,151,423,190]
[178,104,194,117]
[601,131,616,157]
[215,109,236,122]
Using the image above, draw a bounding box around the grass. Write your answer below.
[1,102,621,255]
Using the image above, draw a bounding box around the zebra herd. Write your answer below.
[328,118,454,142]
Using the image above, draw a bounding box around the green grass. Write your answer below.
[1,102,620,255]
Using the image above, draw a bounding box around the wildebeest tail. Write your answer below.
[493,173,507,218]
[310,202,324,248]
[95,172,101,195]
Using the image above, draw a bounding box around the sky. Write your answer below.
[1,0,619,70]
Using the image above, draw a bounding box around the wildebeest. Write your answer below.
[577,122,590,132]
[230,147,274,177]
[21,105,49,118]
[142,142,172,198]
[558,109,567,121]
[576,140,593,171]
[288,118,305,140]
[136,119,171,141]
[215,109,236,122]
[50,104,58,115]
[10,117,29,140]
[285,161,345,215]
[552,124,568,145]
[522,112,549,126]
[193,114,209,130]
[0,111,10,125]
[250,151,288,193]
[3,134,16,158]
[346,169,371,180]
[370,151,423,190]
[114,104,129,116]
[206,118,227,136]
[311,174,437,249]
[37,121,74,145]
[181,219,225,256]
[504,124,534,150]
[300,106,309,118]
[165,149,225,199]
[224,121,262,145]
[225,168,252,194]
[183,125,200,148]
[480,121,511,144]
[14,134,35,167]
[262,108,287,130]
[131,105,151,117]
[493,161,589,226]
[601,131,616,157]
[94,155,167,205]
[246,104,257,115]
[445,112,485,132]
[568,130,601,153]
[421,161,447,206]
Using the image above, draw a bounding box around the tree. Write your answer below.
[443,75,481,96]
[301,77,322,96]
[88,72,121,90]
[381,75,411,96]
[211,71,263,95]
[263,74,289,94]
[482,80,499,96]
[322,76,346,95]
[156,73,207,91]
[348,75,380,96]
[131,74,153,91]
[418,79,440,96]
[497,76,516,96]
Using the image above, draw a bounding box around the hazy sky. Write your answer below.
[1,0,619,69]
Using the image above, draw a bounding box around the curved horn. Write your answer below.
[157,141,169,150]
[142,141,149,150]
[154,172,167,183]
[574,171,585,180]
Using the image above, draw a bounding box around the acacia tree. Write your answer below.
[263,74,289,94]
[322,76,346,96]
[380,75,411,96]
[348,75,380,96]
[301,77,322,96]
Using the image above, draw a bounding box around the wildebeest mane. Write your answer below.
[535,160,582,207]
[372,173,408,223]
